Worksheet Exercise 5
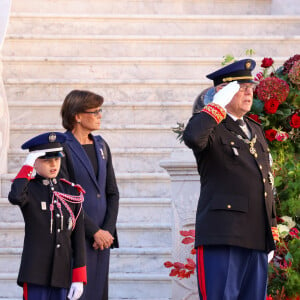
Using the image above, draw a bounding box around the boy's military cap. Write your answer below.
[207,58,256,86]
[21,132,66,158]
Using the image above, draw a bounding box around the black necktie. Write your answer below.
[236,119,251,139]
[236,119,246,127]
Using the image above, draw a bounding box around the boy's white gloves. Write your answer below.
[213,81,240,109]
[23,151,46,167]
[68,282,84,300]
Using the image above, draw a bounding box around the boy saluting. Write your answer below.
[8,132,87,300]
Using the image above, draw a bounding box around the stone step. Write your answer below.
[8,147,175,174]
[2,55,290,81]
[0,197,172,223]
[11,0,271,15]
[7,100,192,126]
[4,34,300,57]
[0,272,171,300]
[9,124,186,149]
[2,56,225,81]
[1,172,171,198]
[0,272,172,298]
[4,77,206,103]
[0,222,171,248]
[7,14,300,36]
[0,247,171,274]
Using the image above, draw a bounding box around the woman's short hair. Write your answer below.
[60,90,104,130]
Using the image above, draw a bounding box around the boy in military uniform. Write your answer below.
[8,132,87,300]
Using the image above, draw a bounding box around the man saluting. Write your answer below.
[183,59,279,300]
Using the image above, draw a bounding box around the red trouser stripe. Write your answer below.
[197,246,207,300]
[23,283,28,300]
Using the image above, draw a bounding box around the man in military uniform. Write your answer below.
[8,132,87,300]
[183,59,279,300]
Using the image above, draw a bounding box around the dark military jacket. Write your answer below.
[183,111,277,253]
[8,170,86,288]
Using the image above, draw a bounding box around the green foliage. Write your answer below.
[172,122,185,143]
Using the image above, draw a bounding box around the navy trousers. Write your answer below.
[23,283,67,300]
[196,245,268,300]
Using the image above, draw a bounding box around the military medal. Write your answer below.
[249,138,258,158]
[236,134,258,158]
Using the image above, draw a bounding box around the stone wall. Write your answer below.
[0,0,11,174]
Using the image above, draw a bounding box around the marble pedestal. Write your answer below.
[161,149,200,300]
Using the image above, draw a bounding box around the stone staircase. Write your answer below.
[1,0,300,299]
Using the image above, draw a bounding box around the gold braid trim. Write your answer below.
[222,76,253,82]
[202,103,226,124]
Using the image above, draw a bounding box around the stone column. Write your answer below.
[160,149,200,300]
[0,0,12,174]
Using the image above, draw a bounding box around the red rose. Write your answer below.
[248,114,261,123]
[261,57,274,68]
[265,129,277,141]
[264,99,280,114]
[290,113,300,128]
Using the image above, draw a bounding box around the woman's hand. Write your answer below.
[93,229,114,250]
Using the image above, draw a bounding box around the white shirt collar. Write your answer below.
[227,113,244,123]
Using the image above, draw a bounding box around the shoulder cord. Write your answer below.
[49,191,84,233]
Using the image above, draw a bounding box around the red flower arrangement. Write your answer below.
[249,55,300,299]
[249,55,300,147]
[256,77,290,104]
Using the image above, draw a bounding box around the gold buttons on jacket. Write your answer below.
[259,165,263,170]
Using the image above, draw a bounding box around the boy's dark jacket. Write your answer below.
[8,170,86,288]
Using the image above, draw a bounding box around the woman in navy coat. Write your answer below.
[60,90,119,300]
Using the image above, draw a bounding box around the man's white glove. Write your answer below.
[68,282,84,300]
[213,81,240,108]
[268,250,274,263]
[23,151,46,167]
